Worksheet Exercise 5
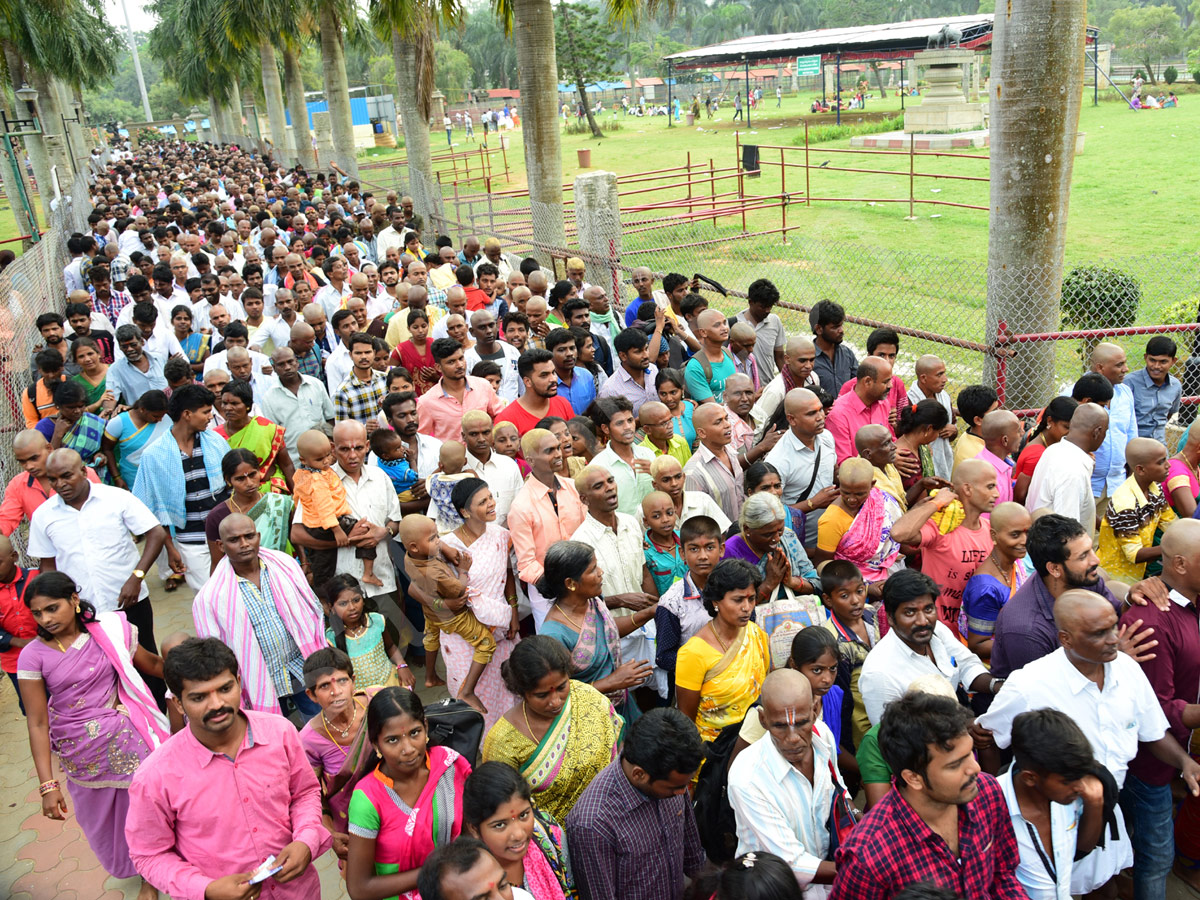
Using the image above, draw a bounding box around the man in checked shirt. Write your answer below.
[831,692,1028,900]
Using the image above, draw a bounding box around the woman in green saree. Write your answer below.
[69,337,114,414]
[204,448,294,573]
[214,379,295,494]
[482,635,624,822]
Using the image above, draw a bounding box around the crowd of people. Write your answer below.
[6,135,1200,900]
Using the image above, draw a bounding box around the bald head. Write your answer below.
[1053,588,1114,633]
[980,409,1019,443]
[13,429,49,458]
[760,668,813,710]
[785,335,815,357]
[218,512,255,542]
[332,420,367,444]
[1125,437,1166,470]
[697,308,726,331]
[692,401,725,432]
[783,387,819,418]
[226,346,250,363]
[1090,342,1126,370]
[724,372,754,395]
[951,457,993,492]
[1068,402,1109,453]
[290,322,315,341]
[915,354,945,377]
[990,501,1031,533]
[1160,517,1200,564]
[638,400,670,426]
[855,423,891,453]
[758,669,816,762]
[46,448,85,476]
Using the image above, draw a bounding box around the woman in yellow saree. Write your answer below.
[675,559,772,742]
[482,636,625,821]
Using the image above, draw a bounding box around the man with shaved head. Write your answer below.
[1026,402,1109,536]
[1088,341,1138,500]
[729,667,844,887]
[1097,437,1175,583]
[638,400,692,466]
[682,400,745,524]
[908,353,958,480]
[1121,518,1200,893]
[464,309,520,401]
[765,387,839,544]
[891,458,1000,638]
[980,586,1200,899]
[960,502,1030,664]
[826,356,895,467]
[623,266,666,326]
[975,408,1022,504]
[683,308,735,404]
[750,335,819,440]
[193,512,326,716]
[288,320,326,386]
[0,430,99,536]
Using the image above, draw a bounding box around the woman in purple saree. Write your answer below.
[17,572,168,900]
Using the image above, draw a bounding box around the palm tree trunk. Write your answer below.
[282,46,310,166]
[259,41,289,163]
[206,94,224,144]
[391,30,440,227]
[317,2,359,178]
[228,79,245,146]
[984,0,1086,411]
[512,0,565,259]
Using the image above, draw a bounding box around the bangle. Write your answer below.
[38,780,60,796]
[507,595,518,608]
[396,662,408,670]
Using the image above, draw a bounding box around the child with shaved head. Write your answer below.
[1097,437,1175,582]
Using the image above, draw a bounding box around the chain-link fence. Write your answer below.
[1,174,92,559]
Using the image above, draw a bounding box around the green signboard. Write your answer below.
[794,55,822,76]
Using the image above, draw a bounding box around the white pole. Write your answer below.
[118,0,154,122]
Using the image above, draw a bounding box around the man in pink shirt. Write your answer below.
[126,637,332,900]
[974,409,1021,505]
[825,356,894,466]
[416,337,504,441]
[0,430,99,537]
[889,458,999,639]
[837,327,910,427]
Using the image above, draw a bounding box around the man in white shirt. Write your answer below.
[859,568,1001,725]
[28,449,167,661]
[978,589,1200,896]
[729,670,843,894]
[764,388,838,544]
[907,354,957,481]
[462,410,523,526]
[750,336,820,441]
[464,311,521,402]
[323,309,357,399]
[647,455,731,532]
[376,207,407,260]
[203,323,273,378]
[1025,402,1109,535]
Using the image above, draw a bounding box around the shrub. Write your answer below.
[1160,296,1200,356]
[1193,69,1200,85]
[792,114,905,146]
[1061,265,1142,361]
[1135,68,1147,82]
[1165,66,1179,84]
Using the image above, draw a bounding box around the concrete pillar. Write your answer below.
[44,134,71,200]
[573,170,622,305]
[129,129,140,151]
[312,111,336,170]
[907,59,918,92]
[970,56,982,101]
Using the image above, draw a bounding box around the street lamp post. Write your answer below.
[61,104,83,175]
[2,83,43,244]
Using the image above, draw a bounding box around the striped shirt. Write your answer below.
[178,435,224,544]
[237,563,305,699]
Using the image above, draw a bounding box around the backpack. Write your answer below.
[692,714,750,863]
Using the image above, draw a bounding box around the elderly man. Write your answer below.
[590,396,656,517]
[826,356,894,466]
[289,320,327,386]
[725,372,778,466]
[650,455,732,532]
[0,430,100,536]
[431,285,468,340]
[890,459,998,639]
[193,514,326,717]
[638,400,691,467]
[1025,402,1109,535]
[744,336,820,441]
[417,338,503,441]
[108,325,169,405]
[259,346,335,460]
[463,309,520,401]
[765,388,838,544]
[291,421,408,626]
[134,384,231,592]
[29,448,166,673]
[462,410,522,525]
[682,402,745,526]
[729,669,845,890]
[571,465,661,696]
[1089,342,1139,501]
[908,354,958,480]
[859,569,1001,726]
[980,589,1200,900]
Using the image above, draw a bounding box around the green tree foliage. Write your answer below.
[1107,5,1185,83]
[450,8,518,90]
[626,34,691,80]
[83,32,191,122]
[555,2,622,137]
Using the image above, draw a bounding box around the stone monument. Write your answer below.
[904,49,984,134]
[312,111,336,170]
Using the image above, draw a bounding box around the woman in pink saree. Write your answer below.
[816,458,904,588]
[18,572,168,900]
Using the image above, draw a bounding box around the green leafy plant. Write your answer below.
[1165,65,1179,84]
[1193,69,1200,84]
[1160,296,1200,356]
[1061,265,1142,361]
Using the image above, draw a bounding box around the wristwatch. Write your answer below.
[132,569,146,580]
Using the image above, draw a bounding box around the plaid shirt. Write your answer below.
[426,284,448,310]
[565,759,705,900]
[236,563,305,699]
[91,287,133,326]
[294,345,326,386]
[831,773,1028,900]
[334,369,387,424]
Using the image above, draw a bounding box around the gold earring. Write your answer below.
[75,605,81,614]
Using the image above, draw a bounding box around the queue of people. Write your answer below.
[7,135,1200,900]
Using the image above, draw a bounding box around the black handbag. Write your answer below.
[424,698,486,763]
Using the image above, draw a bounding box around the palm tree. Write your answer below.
[984,0,1087,411]
[369,0,462,229]
[311,0,359,177]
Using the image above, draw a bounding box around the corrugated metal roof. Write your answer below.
[663,14,995,67]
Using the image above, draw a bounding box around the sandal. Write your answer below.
[163,574,184,593]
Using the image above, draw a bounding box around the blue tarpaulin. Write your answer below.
[285,98,373,129]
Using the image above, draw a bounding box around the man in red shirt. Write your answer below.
[0,533,36,712]
[0,430,99,537]
[494,348,575,435]
[831,692,1026,900]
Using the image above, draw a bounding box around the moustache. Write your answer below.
[204,706,235,723]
